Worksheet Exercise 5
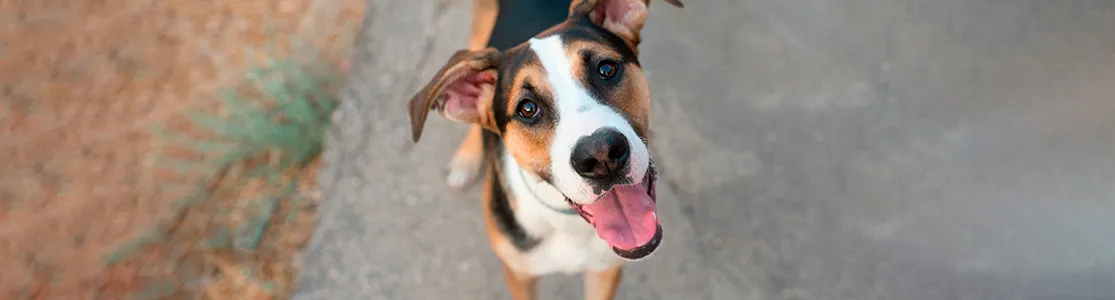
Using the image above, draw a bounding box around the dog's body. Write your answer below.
[479,0,622,279]
[487,0,571,51]
[408,1,681,299]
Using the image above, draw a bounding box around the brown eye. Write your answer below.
[516,99,540,121]
[597,60,618,79]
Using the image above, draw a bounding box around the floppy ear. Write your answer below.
[568,0,683,49]
[407,48,502,142]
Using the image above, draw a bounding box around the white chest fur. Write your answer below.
[501,151,622,276]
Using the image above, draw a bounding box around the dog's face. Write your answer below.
[408,0,682,260]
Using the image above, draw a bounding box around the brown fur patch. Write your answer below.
[613,64,651,136]
[501,63,556,176]
[564,40,652,137]
[565,40,621,80]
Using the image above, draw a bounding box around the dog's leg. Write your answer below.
[502,263,538,300]
[446,0,499,190]
[584,264,624,300]
[469,0,499,51]
[446,125,485,189]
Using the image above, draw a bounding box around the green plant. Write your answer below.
[103,52,340,274]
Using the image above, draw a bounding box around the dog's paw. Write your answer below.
[445,150,484,191]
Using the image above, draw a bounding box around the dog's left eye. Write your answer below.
[597,60,619,80]
[516,99,541,121]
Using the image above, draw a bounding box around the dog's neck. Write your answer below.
[500,148,580,216]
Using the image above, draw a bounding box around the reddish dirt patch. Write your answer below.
[0,0,365,298]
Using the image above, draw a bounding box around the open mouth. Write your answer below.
[566,161,662,260]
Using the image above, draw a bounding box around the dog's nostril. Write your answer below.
[608,139,629,164]
[577,159,598,175]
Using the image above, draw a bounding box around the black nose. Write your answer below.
[570,128,630,180]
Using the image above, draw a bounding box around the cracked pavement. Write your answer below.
[294,0,1115,299]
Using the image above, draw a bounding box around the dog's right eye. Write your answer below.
[516,99,541,122]
[597,60,618,80]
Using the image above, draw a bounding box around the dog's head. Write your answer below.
[408,0,682,260]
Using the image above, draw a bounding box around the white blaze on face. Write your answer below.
[528,35,650,205]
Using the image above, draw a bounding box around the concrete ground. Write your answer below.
[294,0,1115,299]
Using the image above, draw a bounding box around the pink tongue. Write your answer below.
[582,184,659,250]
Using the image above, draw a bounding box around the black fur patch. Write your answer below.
[489,0,572,51]
[485,131,541,251]
[560,21,641,67]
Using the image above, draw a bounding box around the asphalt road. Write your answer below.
[294,0,1115,299]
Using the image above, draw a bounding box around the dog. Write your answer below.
[406,0,682,298]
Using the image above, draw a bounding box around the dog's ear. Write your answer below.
[407,48,502,142]
[568,0,683,49]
